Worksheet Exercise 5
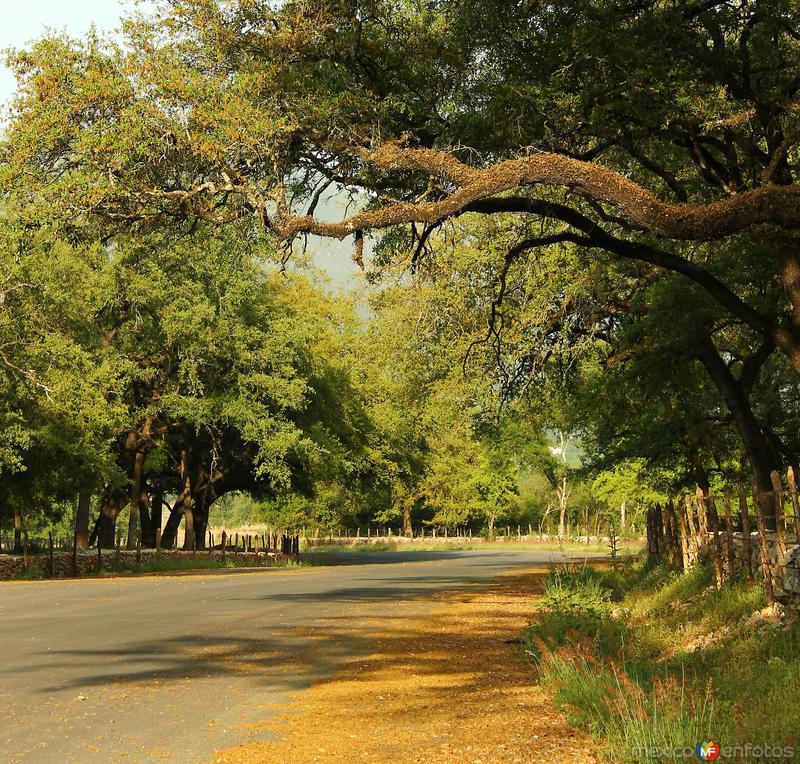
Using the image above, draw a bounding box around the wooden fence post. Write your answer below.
[48,532,54,578]
[722,488,735,579]
[683,495,698,566]
[751,481,775,605]
[701,489,724,588]
[669,501,682,568]
[695,487,709,536]
[787,466,800,540]
[737,483,753,581]
[661,502,673,566]
[678,497,691,571]
[770,470,788,569]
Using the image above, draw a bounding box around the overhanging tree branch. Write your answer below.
[270,145,800,242]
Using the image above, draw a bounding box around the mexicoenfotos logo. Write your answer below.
[696,741,720,761]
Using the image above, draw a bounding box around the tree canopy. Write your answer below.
[3,0,800,544]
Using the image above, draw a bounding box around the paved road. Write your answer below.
[0,550,596,763]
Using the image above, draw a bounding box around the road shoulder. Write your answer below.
[212,568,597,764]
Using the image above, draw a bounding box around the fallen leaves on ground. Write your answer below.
[212,568,597,764]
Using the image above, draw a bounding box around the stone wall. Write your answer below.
[706,531,800,602]
[0,548,291,580]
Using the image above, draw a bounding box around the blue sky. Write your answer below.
[1,1,128,106]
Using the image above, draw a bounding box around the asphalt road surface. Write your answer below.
[0,549,598,763]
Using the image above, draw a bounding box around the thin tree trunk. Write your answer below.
[402,492,424,537]
[126,418,152,549]
[138,488,155,548]
[148,484,163,546]
[180,448,194,551]
[557,477,569,539]
[75,492,91,548]
[126,448,144,549]
[13,507,22,554]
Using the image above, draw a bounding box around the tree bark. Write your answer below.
[126,418,152,549]
[75,492,91,548]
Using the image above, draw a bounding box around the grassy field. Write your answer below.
[303,539,644,555]
[525,561,799,762]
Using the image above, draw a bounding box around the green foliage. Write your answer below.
[528,563,800,761]
[540,567,615,616]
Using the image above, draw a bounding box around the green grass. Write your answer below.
[304,539,644,555]
[525,561,800,762]
[103,555,304,575]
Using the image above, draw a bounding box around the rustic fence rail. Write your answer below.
[646,466,800,604]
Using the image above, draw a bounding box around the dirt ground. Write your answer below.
[211,568,597,764]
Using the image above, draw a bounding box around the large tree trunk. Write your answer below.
[402,491,424,537]
[160,505,183,549]
[402,499,412,537]
[96,512,117,549]
[89,493,123,549]
[193,511,208,550]
[75,492,91,547]
[697,337,779,528]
